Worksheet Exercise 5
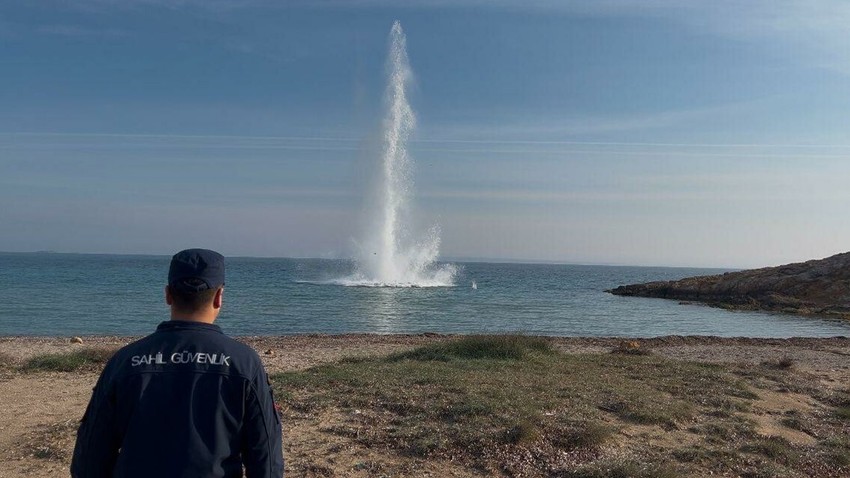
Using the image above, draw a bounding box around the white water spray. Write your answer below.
[344,21,456,288]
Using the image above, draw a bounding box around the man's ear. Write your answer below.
[165,285,173,305]
[213,287,223,309]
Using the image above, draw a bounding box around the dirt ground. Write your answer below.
[1,334,848,477]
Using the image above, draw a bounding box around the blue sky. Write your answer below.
[1,0,849,267]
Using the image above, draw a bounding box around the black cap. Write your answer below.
[168,248,225,293]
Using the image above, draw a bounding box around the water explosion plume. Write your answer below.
[347,21,456,287]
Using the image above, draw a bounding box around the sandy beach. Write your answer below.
[1,334,849,477]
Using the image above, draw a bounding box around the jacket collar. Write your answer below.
[156,320,223,334]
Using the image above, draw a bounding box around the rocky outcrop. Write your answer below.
[608,252,850,319]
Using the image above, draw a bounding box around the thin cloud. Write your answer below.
[4,132,850,159]
[423,99,767,141]
[423,177,850,204]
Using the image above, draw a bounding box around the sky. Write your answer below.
[1,0,849,268]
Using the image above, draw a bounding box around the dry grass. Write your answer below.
[561,460,679,478]
[271,335,850,476]
[20,420,79,462]
[1,335,849,477]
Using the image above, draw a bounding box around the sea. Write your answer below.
[1,252,848,338]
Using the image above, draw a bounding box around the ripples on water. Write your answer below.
[1,253,848,338]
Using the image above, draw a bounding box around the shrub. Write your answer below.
[503,419,540,445]
[761,356,795,370]
[552,421,616,449]
[0,351,15,369]
[740,436,796,462]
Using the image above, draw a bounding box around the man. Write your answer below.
[71,248,284,478]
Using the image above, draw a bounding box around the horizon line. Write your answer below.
[0,249,745,270]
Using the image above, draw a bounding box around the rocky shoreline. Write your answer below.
[608,252,850,320]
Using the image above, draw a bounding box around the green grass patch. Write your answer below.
[780,416,806,431]
[740,436,797,463]
[835,406,850,420]
[387,334,552,362]
[819,437,850,467]
[827,450,850,467]
[21,348,116,372]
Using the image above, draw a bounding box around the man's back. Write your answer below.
[71,320,283,478]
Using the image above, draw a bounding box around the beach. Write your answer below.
[2,334,850,477]
[7,1,850,475]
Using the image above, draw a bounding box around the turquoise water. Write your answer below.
[1,252,848,337]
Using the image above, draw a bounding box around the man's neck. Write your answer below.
[170,311,217,324]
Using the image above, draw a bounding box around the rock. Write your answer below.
[608,251,850,319]
[70,336,83,344]
[264,349,274,356]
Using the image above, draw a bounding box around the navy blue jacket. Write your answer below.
[71,321,284,478]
